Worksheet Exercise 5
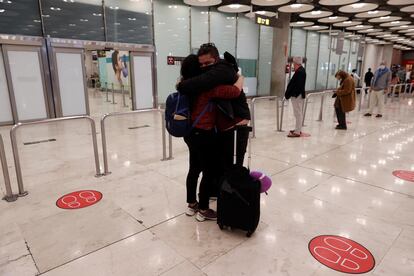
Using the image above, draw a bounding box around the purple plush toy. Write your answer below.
[250,171,272,194]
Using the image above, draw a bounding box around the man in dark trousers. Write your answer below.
[364,68,374,95]
[285,57,306,138]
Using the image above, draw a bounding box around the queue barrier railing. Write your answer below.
[301,90,335,127]
[1,134,17,202]
[251,96,280,138]
[100,108,172,175]
[10,116,103,197]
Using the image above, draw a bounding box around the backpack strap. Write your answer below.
[191,102,212,128]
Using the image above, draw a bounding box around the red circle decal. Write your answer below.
[56,190,103,210]
[309,235,375,274]
[393,170,414,182]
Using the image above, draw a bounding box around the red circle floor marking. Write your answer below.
[301,132,311,137]
[392,170,414,182]
[309,235,375,274]
[56,190,103,210]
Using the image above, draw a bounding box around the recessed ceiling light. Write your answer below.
[351,3,365,8]
[69,23,76,26]
[33,19,41,23]
[311,10,322,15]
[128,17,136,21]
[368,10,378,14]
[109,6,119,10]
[92,13,102,16]
[229,4,241,9]
[380,16,390,19]
[63,0,75,2]
[42,14,50,17]
[329,16,338,19]
[291,4,303,8]
[391,21,400,24]
[344,21,352,24]
[80,19,88,22]
[0,9,5,13]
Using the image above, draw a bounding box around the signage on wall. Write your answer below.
[255,14,281,28]
[336,32,345,55]
[167,56,186,65]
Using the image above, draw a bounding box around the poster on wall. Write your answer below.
[98,50,130,90]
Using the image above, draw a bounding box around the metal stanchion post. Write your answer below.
[122,85,128,107]
[276,98,280,132]
[279,98,286,132]
[1,135,17,202]
[111,83,117,104]
[105,82,110,102]
[318,94,324,121]
[251,99,256,138]
[302,97,309,127]
[358,88,364,111]
[160,112,168,161]
[168,134,173,160]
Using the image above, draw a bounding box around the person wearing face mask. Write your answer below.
[333,70,356,130]
[285,57,307,138]
[364,62,392,118]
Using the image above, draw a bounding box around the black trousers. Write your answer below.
[217,126,250,172]
[184,129,217,210]
[335,104,347,128]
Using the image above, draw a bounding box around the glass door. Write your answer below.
[52,47,89,117]
[2,45,49,122]
[130,52,156,110]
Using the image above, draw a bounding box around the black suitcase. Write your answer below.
[217,127,261,237]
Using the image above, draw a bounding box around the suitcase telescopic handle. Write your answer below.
[233,126,252,168]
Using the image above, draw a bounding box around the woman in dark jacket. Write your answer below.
[334,70,356,130]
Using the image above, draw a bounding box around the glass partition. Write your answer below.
[327,36,340,89]
[339,39,351,72]
[153,0,190,102]
[316,34,330,90]
[104,0,152,44]
[191,7,209,52]
[305,31,319,91]
[290,28,306,58]
[237,16,259,96]
[210,10,236,56]
[258,26,273,96]
[41,0,105,41]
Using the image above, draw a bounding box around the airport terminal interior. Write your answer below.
[1,0,414,275]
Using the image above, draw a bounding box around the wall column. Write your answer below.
[270,13,290,97]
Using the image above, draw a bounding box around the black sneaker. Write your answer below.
[364,113,372,117]
[376,114,383,118]
[335,126,347,130]
[196,209,217,222]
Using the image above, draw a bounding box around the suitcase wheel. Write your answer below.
[246,231,253,238]
[218,223,224,230]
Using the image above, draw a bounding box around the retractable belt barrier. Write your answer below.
[301,90,335,127]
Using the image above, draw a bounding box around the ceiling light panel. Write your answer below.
[355,10,391,18]
[318,16,349,23]
[300,10,333,19]
[339,3,379,13]
[252,0,290,5]
[319,0,359,6]
[184,0,222,6]
[278,4,314,13]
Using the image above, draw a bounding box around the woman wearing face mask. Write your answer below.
[333,70,356,130]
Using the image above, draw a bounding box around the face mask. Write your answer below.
[379,65,385,70]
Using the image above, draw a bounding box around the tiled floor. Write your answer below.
[0,91,414,275]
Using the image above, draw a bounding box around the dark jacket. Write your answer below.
[285,66,306,99]
[177,60,250,120]
[364,71,374,85]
